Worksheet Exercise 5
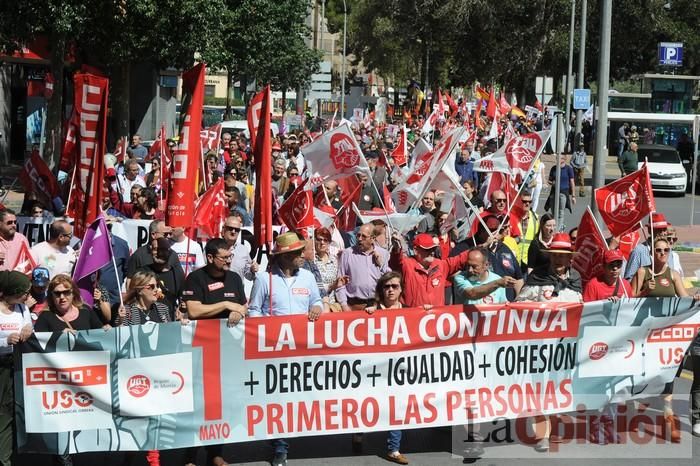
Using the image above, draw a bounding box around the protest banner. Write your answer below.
[14,298,700,454]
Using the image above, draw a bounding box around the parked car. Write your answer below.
[636,144,687,196]
[219,120,279,140]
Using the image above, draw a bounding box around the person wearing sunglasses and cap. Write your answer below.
[0,271,33,466]
[582,249,633,302]
[389,232,471,308]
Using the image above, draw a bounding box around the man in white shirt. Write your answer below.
[221,215,258,282]
[170,227,206,275]
[31,220,78,277]
[114,159,146,203]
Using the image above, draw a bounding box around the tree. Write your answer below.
[202,0,321,114]
[0,0,226,166]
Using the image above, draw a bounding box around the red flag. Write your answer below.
[594,164,656,237]
[12,242,36,276]
[201,123,222,153]
[44,72,54,100]
[147,124,166,161]
[278,179,314,232]
[335,176,363,232]
[247,90,266,152]
[193,178,227,238]
[253,86,273,246]
[391,126,408,167]
[437,89,446,117]
[65,72,109,238]
[499,93,512,115]
[618,230,640,260]
[444,92,459,116]
[486,87,498,120]
[475,99,484,130]
[167,63,205,228]
[19,149,60,200]
[59,110,79,172]
[572,208,608,283]
[114,136,128,165]
[534,98,543,112]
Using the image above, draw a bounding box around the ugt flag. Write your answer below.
[595,164,655,237]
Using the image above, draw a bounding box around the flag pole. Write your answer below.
[367,174,397,233]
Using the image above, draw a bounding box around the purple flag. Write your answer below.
[72,215,113,306]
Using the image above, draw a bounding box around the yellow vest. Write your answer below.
[517,210,539,264]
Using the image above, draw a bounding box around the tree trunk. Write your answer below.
[225,68,232,120]
[110,63,130,144]
[45,34,66,169]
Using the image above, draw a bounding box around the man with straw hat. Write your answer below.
[516,232,582,453]
[248,232,323,465]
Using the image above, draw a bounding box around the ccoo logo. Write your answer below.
[589,342,608,360]
[126,375,151,398]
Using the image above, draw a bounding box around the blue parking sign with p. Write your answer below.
[659,42,683,66]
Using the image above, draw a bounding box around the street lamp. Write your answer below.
[340,0,347,119]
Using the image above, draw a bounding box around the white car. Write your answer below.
[637,144,687,196]
[220,120,279,140]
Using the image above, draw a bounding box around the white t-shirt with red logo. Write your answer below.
[0,304,32,356]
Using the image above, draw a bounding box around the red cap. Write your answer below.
[648,212,668,230]
[413,233,438,250]
[603,249,624,263]
[272,143,282,151]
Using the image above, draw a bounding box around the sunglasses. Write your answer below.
[215,255,233,262]
[522,200,532,204]
[142,283,159,290]
[224,226,241,233]
[494,198,507,203]
[667,236,677,242]
[606,261,623,269]
[5,220,17,225]
[383,283,401,290]
[315,237,330,243]
[655,248,670,254]
[52,290,72,298]
[162,231,173,237]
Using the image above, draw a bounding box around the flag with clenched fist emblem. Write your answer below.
[572,208,609,283]
[302,123,369,190]
[193,178,228,238]
[595,164,655,236]
[473,130,550,180]
[278,179,314,232]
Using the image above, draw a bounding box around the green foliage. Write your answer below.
[202,0,321,92]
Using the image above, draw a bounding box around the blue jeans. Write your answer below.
[273,438,289,454]
[387,430,402,453]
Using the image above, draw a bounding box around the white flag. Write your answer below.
[302,123,369,190]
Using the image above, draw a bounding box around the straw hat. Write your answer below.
[271,232,306,255]
[544,233,575,254]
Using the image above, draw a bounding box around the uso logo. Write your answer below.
[589,342,608,361]
[126,375,151,398]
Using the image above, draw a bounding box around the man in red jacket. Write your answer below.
[389,233,470,307]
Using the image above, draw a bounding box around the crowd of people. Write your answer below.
[0,107,699,466]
